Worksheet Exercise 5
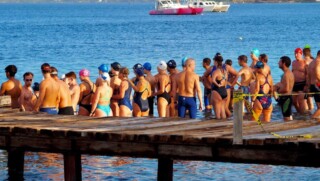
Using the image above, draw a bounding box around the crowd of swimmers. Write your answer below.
[1,46,320,122]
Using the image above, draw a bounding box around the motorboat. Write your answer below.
[188,0,215,12]
[188,0,230,12]
[212,1,230,12]
[149,0,203,15]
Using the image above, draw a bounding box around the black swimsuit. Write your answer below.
[211,68,228,99]
[133,86,149,112]
[157,81,171,105]
[79,81,95,113]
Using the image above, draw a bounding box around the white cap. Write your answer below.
[101,72,110,81]
[61,74,65,79]
[157,60,167,71]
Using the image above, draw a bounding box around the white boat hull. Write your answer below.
[212,4,230,12]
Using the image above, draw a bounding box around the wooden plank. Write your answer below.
[0,95,11,107]
[157,158,173,181]
[233,90,243,145]
[0,136,6,147]
[64,152,82,181]
[10,136,72,151]
[76,140,156,157]
[158,145,212,159]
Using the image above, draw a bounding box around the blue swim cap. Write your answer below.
[135,67,144,76]
[98,64,109,73]
[181,56,188,67]
[143,62,152,71]
[254,61,264,69]
[251,48,260,57]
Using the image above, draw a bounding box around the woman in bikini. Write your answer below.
[78,69,96,116]
[90,72,113,117]
[129,66,151,117]
[211,55,228,119]
[153,61,171,117]
[252,61,274,122]
[113,67,132,117]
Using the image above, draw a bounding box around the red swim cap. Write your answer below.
[295,48,302,54]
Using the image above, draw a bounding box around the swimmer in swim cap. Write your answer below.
[78,68,96,116]
[181,56,188,69]
[250,48,260,69]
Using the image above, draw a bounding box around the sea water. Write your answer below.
[0,2,319,180]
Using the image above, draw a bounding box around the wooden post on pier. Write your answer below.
[233,90,243,145]
[157,158,173,181]
[8,148,25,180]
[63,152,82,181]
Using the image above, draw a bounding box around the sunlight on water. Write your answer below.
[0,2,320,180]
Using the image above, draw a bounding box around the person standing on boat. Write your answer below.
[19,72,36,112]
[129,66,151,117]
[65,71,80,114]
[0,65,22,109]
[90,72,113,117]
[252,61,274,122]
[292,48,308,114]
[143,62,156,116]
[113,67,132,117]
[167,59,180,117]
[274,56,294,121]
[153,61,171,117]
[78,69,96,116]
[50,67,74,115]
[173,58,203,119]
[110,62,122,117]
[34,63,60,114]
[309,50,320,118]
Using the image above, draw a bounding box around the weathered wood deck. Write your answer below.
[0,108,319,181]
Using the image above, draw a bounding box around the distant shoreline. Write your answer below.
[0,0,319,3]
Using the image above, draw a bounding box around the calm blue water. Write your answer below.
[0,2,320,180]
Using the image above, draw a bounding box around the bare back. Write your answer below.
[239,67,254,86]
[40,78,60,108]
[57,79,72,108]
[281,70,294,94]
[177,70,198,97]
[0,78,22,108]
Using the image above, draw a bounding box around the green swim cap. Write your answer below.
[304,44,311,49]
[251,48,260,57]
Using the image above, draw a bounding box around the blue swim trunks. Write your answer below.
[40,107,58,115]
[240,86,250,100]
[178,96,197,119]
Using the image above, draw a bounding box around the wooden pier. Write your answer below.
[0,108,319,180]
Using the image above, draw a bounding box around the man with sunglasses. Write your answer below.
[0,65,22,109]
[19,72,36,112]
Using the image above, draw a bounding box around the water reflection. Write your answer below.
[0,150,319,180]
